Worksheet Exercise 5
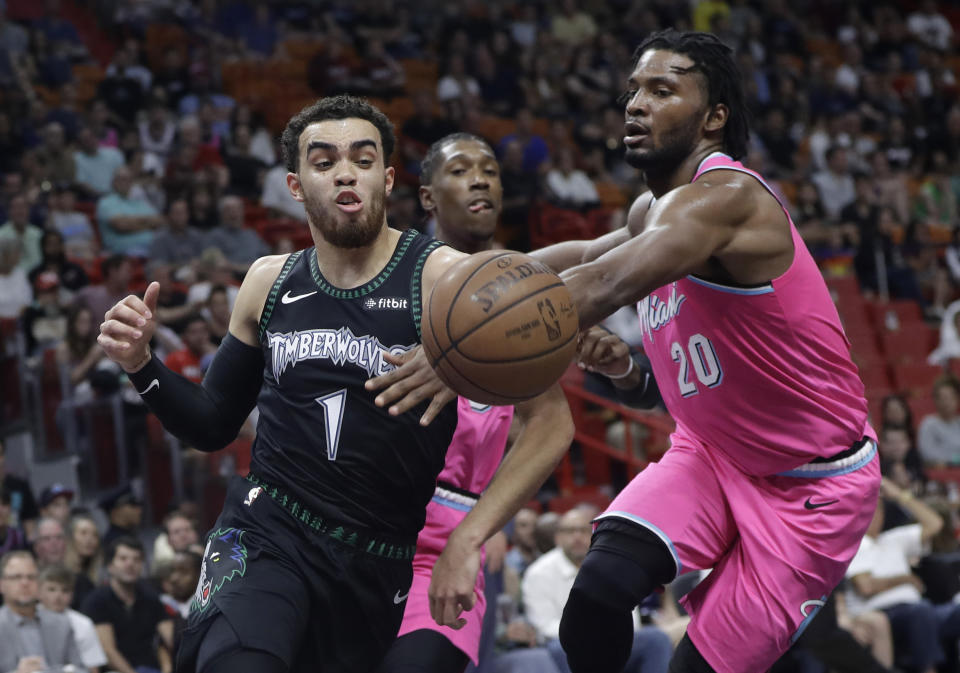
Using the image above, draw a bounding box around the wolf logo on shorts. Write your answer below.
[191,527,248,613]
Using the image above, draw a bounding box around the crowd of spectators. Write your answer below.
[2,0,960,671]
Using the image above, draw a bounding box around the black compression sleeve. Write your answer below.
[588,352,663,409]
[126,333,264,452]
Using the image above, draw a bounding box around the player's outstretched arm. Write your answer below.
[560,180,752,329]
[577,326,662,408]
[429,383,574,629]
[97,256,283,451]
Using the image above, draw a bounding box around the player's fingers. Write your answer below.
[382,348,417,367]
[105,303,149,328]
[419,388,456,426]
[440,597,464,628]
[100,319,145,341]
[142,281,160,314]
[365,358,422,392]
[97,333,132,351]
[119,293,153,319]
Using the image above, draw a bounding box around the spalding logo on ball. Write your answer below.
[422,250,579,405]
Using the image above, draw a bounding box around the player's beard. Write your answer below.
[624,114,702,175]
[305,188,386,249]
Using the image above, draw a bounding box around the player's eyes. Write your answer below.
[451,168,466,175]
[655,89,672,97]
[617,89,638,104]
[314,161,332,170]
[357,158,374,167]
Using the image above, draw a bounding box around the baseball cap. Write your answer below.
[39,483,74,508]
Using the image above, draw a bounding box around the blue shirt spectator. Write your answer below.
[96,166,163,257]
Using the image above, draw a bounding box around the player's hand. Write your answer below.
[484,530,508,573]
[16,656,46,673]
[429,530,481,630]
[98,281,160,373]
[577,326,632,378]
[365,346,457,425]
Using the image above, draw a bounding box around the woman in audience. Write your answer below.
[64,511,103,593]
[55,303,105,391]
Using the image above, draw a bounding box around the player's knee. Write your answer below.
[560,586,634,673]
[669,634,717,673]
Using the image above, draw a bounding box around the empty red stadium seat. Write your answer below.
[892,363,945,397]
[881,327,937,364]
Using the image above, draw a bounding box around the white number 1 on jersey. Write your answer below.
[670,334,723,397]
[316,389,347,460]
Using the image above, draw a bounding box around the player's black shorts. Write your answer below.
[177,475,416,673]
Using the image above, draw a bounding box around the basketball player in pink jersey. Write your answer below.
[375,30,880,673]
[376,133,574,673]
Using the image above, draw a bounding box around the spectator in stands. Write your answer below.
[0,230,31,319]
[0,550,86,673]
[33,517,67,566]
[400,89,457,176]
[99,486,144,549]
[0,486,27,556]
[82,537,174,673]
[854,205,923,302]
[545,147,600,209]
[498,108,550,175]
[76,254,132,332]
[222,123,266,199]
[149,197,204,269]
[551,0,598,46]
[203,284,231,345]
[878,425,925,494]
[230,104,275,166]
[32,121,74,187]
[917,377,960,467]
[74,125,125,199]
[868,151,909,225]
[0,437,38,537]
[908,0,954,51]
[437,53,480,110]
[203,195,269,277]
[37,484,72,526]
[96,165,163,256]
[0,193,42,273]
[152,509,201,567]
[158,549,200,620]
[164,314,214,384]
[261,149,307,221]
[534,510,559,555]
[29,228,88,293]
[20,270,68,355]
[56,304,105,395]
[138,98,176,165]
[497,138,537,251]
[812,146,857,221]
[307,31,361,96]
[354,37,405,99]
[38,563,108,673]
[63,512,102,608]
[523,507,673,673]
[98,42,147,124]
[846,477,957,673]
[504,507,540,603]
[882,394,916,437]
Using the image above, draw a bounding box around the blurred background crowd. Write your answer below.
[4,0,960,671]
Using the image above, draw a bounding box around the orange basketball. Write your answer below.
[422,250,579,405]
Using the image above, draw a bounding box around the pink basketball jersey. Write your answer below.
[637,153,870,476]
[437,397,514,494]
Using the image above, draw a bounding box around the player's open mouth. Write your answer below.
[623,121,650,147]
[336,191,363,213]
[467,198,494,214]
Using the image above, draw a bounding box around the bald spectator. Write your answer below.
[96,166,164,256]
[0,551,86,673]
[74,125,125,198]
[0,194,42,272]
[203,196,269,277]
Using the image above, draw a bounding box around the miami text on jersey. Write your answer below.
[637,282,686,344]
[266,327,414,378]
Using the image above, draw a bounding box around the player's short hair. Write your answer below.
[633,29,750,160]
[38,564,75,590]
[420,133,493,186]
[281,95,395,173]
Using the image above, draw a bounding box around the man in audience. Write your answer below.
[164,314,214,384]
[153,509,201,565]
[99,486,144,549]
[95,165,164,256]
[82,537,174,673]
[73,124,125,198]
[0,194,42,272]
[37,484,73,526]
[203,195,269,278]
[0,550,86,673]
[523,507,673,673]
[149,197,205,271]
[846,477,960,673]
[917,378,960,467]
[38,563,108,673]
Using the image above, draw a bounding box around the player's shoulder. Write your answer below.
[245,253,297,284]
[421,242,469,286]
[660,170,765,226]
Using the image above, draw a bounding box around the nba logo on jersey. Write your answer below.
[364,297,409,310]
[243,487,263,506]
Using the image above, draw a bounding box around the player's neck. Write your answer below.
[644,144,723,198]
[312,225,401,288]
[434,220,493,254]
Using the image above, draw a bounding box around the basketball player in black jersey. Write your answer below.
[97,97,570,673]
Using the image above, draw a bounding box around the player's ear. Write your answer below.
[384,166,395,197]
[286,172,304,202]
[419,185,435,212]
[704,103,728,134]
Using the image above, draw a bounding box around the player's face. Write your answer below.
[168,555,200,602]
[622,49,711,172]
[289,118,395,249]
[423,139,502,240]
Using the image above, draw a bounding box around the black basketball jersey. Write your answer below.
[252,230,458,538]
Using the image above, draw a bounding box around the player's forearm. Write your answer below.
[104,647,137,673]
[529,240,592,273]
[450,386,573,550]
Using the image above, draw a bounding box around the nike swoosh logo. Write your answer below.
[804,497,839,510]
[281,290,318,304]
[138,379,159,395]
[393,589,409,604]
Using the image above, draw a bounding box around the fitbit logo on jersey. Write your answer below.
[267,327,413,378]
[470,260,554,313]
[363,297,409,310]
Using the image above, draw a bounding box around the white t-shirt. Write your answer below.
[261,165,307,221]
[845,524,923,615]
[0,269,31,318]
[67,608,108,668]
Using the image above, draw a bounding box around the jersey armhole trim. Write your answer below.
[258,250,303,341]
[410,240,446,339]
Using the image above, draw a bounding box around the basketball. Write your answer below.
[422,250,580,405]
